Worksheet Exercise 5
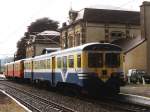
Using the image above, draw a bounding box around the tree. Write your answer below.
[15,17,59,60]
[28,17,59,35]
[15,37,27,60]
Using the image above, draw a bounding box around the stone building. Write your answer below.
[26,30,60,58]
[60,8,141,49]
[122,1,150,74]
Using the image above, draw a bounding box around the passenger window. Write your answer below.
[57,57,61,68]
[77,54,81,68]
[69,55,74,68]
[63,56,67,68]
[47,59,51,69]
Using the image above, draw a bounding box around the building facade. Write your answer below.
[26,30,60,58]
[118,1,150,74]
[60,8,141,49]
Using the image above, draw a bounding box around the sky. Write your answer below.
[0,0,148,58]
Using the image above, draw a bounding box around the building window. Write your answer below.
[110,31,124,40]
[68,36,73,48]
[75,33,81,46]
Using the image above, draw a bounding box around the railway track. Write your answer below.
[0,81,77,112]
[0,80,150,112]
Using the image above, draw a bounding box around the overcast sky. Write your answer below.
[0,0,148,58]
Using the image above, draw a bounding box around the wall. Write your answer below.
[86,23,141,43]
[86,23,105,43]
[124,41,147,74]
[35,43,58,56]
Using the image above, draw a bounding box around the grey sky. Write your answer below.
[0,0,147,58]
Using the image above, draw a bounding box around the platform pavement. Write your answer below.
[121,84,150,98]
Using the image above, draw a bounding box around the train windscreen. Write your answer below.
[88,53,103,68]
[105,53,120,67]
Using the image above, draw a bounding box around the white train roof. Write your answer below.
[33,42,121,60]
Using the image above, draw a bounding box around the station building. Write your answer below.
[60,8,141,49]
[123,1,150,74]
[26,30,60,58]
[59,7,141,74]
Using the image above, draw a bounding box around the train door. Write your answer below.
[62,56,67,82]
[31,61,33,81]
[52,56,55,86]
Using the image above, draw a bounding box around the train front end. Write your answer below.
[81,43,123,95]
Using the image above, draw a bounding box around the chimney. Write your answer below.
[140,1,150,39]
[140,1,150,74]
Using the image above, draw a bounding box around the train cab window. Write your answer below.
[77,54,81,68]
[88,53,103,68]
[105,53,120,67]
[68,55,74,68]
[63,56,67,68]
[57,57,61,68]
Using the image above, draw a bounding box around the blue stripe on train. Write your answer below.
[31,72,84,87]
[24,72,32,79]
[33,72,52,81]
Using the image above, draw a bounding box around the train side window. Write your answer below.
[43,60,46,69]
[57,57,61,68]
[47,59,51,69]
[35,61,38,69]
[77,54,81,68]
[69,55,74,68]
[63,56,67,68]
[33,62,36,69]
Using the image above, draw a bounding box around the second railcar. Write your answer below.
[14,60,24,79]
[7,62,14,78]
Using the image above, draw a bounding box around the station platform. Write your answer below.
[120,84,150,98]
[0,90,30,112]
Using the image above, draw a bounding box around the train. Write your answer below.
[4,43,124,95]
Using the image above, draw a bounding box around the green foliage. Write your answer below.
[15,17,59,60]
[28,17,59,34]
[15,37,26,61]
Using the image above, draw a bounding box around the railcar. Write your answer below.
[4,43,123,95]
[32,54,51,82]
[14,60,24,79]
[4,64,8,78]
[6,62,14,78]
[24,58,33,80]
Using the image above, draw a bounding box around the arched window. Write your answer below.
[75,33,81,46]
[68,36,73,48]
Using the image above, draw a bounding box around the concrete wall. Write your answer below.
[124,41,147,74]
